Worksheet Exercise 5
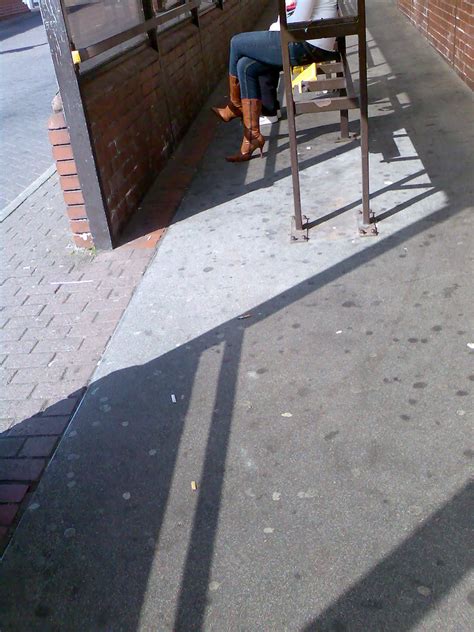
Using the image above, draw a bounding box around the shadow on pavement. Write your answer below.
[303,481,473,632]
[0,42,48,54]
[0,11,43,42]
[1,191,472,630]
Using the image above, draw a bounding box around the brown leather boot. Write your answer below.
[226,99,265,163]
[212,75,242,122]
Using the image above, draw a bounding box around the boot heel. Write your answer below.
[259,147,263,158]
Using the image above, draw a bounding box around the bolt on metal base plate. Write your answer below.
[290,216,310,242]
[335,133,358,144]
[358,210,378,236]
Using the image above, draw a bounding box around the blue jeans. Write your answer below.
[229,31,334,99]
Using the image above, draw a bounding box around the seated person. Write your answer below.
[258,0,297,125]
[212,0,339,162]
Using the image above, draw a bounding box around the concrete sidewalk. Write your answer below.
[0,1,473,630]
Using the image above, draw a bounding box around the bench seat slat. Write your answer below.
[295,96,359,114]
[300,77,347,91]
[287,21,358,40]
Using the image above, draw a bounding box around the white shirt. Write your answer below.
[270,0,338,52]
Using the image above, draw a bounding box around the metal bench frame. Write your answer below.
[278,0,377,240]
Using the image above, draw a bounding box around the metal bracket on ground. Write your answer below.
[290,216,310,242]
[334,132,359,144]
[358,210,378,236]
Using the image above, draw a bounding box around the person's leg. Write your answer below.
[214,31,314,124]
[229,31,285,75]
[259,69,281,118]
[229,31,324,73]
[213,31,278,124]
[223,33,330,161]
[237,56,271,99]
[211,74,242,122]
[226,56,268,162]
[226,97,265,163]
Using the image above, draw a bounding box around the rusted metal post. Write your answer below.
[39,0,113,249]
[337,36,349,139]
[142,0,159,51]
[278,0,308,241]
[357,0,373,231]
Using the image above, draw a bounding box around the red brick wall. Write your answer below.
[0,0,30,20]
[398,0,473,89]
[75,0,271,242]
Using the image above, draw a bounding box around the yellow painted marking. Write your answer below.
[291,63,319,92]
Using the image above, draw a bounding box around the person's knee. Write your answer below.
[236,57,248,76]
[246,62,262,81]
[231,33,244,49]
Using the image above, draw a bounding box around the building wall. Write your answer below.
[398,0,473,89]
[48,0,271,247]
[0,0,30,20]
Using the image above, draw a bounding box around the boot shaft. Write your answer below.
[211,75,242,122]
[241,99,263,141]
[226,98,265,162]
[229,75,241,109]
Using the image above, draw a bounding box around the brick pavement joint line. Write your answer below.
[0,483,29,503]
[0,438,25,458]
[0,504,19,527]
[1,399,48,421]
[4,353,55,369]
[20,436,58,458]
[0,459,45,482]
[8,416,70,437]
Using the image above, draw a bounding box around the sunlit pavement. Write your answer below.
[0,11,56,211]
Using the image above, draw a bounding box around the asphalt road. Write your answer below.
[0,10,57,210]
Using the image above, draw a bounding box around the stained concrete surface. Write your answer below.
[0,1,473,630]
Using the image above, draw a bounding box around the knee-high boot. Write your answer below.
[226,98,265,163]
[212,75,242,122]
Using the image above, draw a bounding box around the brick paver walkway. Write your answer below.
[0,173,154,551]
